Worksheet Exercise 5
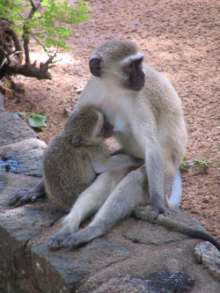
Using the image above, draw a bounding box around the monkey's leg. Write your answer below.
[48,170,128,250]
[9,180,45,207]
[61,168,147,249]
[144,144,167,215]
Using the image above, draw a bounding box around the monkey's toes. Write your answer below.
[48,232,70,251]
[62,235,82,249]
[48,237,63,251]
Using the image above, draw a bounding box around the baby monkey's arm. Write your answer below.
[92,153,143,174]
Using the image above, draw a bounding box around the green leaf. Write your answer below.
[28,113,47,130]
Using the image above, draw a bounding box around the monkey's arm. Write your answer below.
[9,180,45,207]
[144,140,166,214]
[134,206,220,251]
[92,153,143,174]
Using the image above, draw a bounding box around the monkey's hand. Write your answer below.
[9,185,45,207]
[147,197,172,217]
[149,200,167,216]
[135,205,173,222]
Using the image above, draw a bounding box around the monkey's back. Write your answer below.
[143,64,187,163]
[43,135,97,210]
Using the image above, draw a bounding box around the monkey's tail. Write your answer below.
[182,228,220,251]
[156,215,220,251]
[168,169,182,208]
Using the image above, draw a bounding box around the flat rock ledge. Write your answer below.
[0,94,220,293]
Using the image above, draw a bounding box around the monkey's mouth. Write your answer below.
[101,121,114,138]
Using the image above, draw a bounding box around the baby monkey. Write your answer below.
[9,106,140,248]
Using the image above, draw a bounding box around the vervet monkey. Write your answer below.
[77,39,187,214]
[9,106,139,210]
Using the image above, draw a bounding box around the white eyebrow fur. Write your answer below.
[121,52,144,66]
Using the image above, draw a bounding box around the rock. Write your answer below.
[0,172,63,292]
[0,173,220,292]
[0,111,36,147]
[90,272,194,293]
[194,241,220,281]
[0,92,5,111]
[0,138,47,176]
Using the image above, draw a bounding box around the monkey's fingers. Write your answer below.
[148,201,171,218]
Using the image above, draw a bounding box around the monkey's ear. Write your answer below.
[89,56,102,77]
[72,136,83,147]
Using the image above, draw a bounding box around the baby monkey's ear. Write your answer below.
[72,135,83,147]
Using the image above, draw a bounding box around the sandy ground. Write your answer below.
[5,0,220,239]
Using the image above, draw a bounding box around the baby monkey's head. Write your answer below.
[65,106,105,146]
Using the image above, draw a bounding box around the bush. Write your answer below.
[0,0,89,80]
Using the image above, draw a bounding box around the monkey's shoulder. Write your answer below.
[143,64,180,102]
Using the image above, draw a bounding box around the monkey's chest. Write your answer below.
[102,101,145,158]
[112,116,144,158]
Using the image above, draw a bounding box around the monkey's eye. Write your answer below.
[123,58,143,74]
[122,62,134,73]
[128,62,136,70]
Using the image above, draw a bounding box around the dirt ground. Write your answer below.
[5,0,220,239]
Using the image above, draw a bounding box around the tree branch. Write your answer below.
[23,0,40,64]
[5,53,56,80]
[5,63,51,80]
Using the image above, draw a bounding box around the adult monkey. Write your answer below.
[77,40,187,215]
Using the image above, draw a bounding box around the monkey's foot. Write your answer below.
[48,231,71,251]
[48,231,85,250]
[48,226,79,251]
[9,189,44,207]
[60,226,104,249]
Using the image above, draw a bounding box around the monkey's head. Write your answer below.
[65,106,105,146]
[89,40,145,91]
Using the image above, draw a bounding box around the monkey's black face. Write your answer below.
[122,56,145,91]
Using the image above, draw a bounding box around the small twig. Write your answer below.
[40,51,57,71]
[32,35,50,55]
